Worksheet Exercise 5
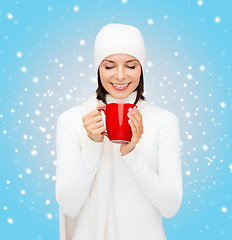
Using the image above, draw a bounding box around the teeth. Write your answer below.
[112,83,129,88]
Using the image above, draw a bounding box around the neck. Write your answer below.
[105,91,137,104]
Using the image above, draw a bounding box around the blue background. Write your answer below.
[0,0,231,239]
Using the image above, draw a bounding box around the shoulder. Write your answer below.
[57,105,83,125]
[57,93,98,124]
[56,93,99,135]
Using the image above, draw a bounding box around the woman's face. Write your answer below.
[99,54,141,99]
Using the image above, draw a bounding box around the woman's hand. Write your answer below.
[120,107,144,156]
[82,104,106,142]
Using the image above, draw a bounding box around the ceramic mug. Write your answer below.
[98,103,137,144]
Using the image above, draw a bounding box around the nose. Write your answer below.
[114,66,126,81]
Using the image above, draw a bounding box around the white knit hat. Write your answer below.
[94,23,146,72]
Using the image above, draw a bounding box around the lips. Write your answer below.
[111,82,131,90]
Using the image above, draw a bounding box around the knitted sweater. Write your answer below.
[55,91,183,240]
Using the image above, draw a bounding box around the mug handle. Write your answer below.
[97,106,109,139]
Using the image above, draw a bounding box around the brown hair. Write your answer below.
[95,67,146,105]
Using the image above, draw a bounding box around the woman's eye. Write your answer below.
[104,66,136,70]
[105,66,114,69]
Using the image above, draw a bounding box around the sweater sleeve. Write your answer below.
[122,114,182,219]
[55,111,103,217]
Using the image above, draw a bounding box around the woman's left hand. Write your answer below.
[120,107,144,156]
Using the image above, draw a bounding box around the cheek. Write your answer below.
[130,69,141,82]
[100,70,113,82]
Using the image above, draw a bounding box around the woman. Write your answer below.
[55,23,183,240]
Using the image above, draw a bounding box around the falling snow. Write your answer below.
[30,149,38,156]
[221,206,228,213]
[7,218,14,224]
[147,18,154,25]
[46,213,53,219]
[199,65,206,71]
[20,189,26,195]
[16,51,23,58]
[1,1,231,239]
[25,168,32,174]
[197,0,204,6]
[21,66,27,72]
[202,145,209,151]
[7,13,13,19]
[220,102,226,108]
[215,17,221,23]
[80,39,86,45]
[73,6,79,12]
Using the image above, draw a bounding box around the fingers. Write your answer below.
[96,103,106,109]
[83,114,102,129]
[127,107,143,134]
[128,118,137,134]
[128,118,140,145]
[90,124,106,136]
[82,110,99,123]
[88,119,104,131]
[96,103,106,114]
[82,104,105,122]
[128,107,142,123]
[82,104,107,142]
[82,104,106,133]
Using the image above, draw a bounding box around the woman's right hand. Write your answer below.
[82,104,106,142]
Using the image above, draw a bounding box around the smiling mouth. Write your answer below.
[110,82,131,91]
[111,83,131,88]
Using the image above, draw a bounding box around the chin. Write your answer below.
[110,92,130,99]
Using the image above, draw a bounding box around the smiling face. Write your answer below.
[99,54,142,99]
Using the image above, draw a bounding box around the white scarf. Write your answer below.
[58,91,146,240]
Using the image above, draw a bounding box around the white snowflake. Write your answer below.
[73,6,79,12]
[34,109,41,116]
[186,74,193,80]
[21,66,27,73]
[199,65,206,71]
[16,51,23,58]
[147,61,153,67]
[21,189,26,195]
[30,149,38,156]
[220,102,226,108]
[197,0,203,6]
[26,168,32,174]
[215,17,221,23]
[7,218,14,224]
[7,13,13,19]
[80,39,85,45]
[51,151,55,156]
[202,145,209,151]
[46,213,53,219]
[147,19,153,25]
[78,56,83,62]
[221,206,227,213]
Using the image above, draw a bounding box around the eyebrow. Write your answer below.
[102,59,139,63]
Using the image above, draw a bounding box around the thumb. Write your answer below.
[96,103,106,109]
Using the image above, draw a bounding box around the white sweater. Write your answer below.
[55,92,183,240]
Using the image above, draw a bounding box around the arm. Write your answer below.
[122,115,182,218]
[55,112,103,217]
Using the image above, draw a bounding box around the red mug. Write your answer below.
[98,103,137,144]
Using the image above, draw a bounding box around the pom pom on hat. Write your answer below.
[94,23,146,72]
